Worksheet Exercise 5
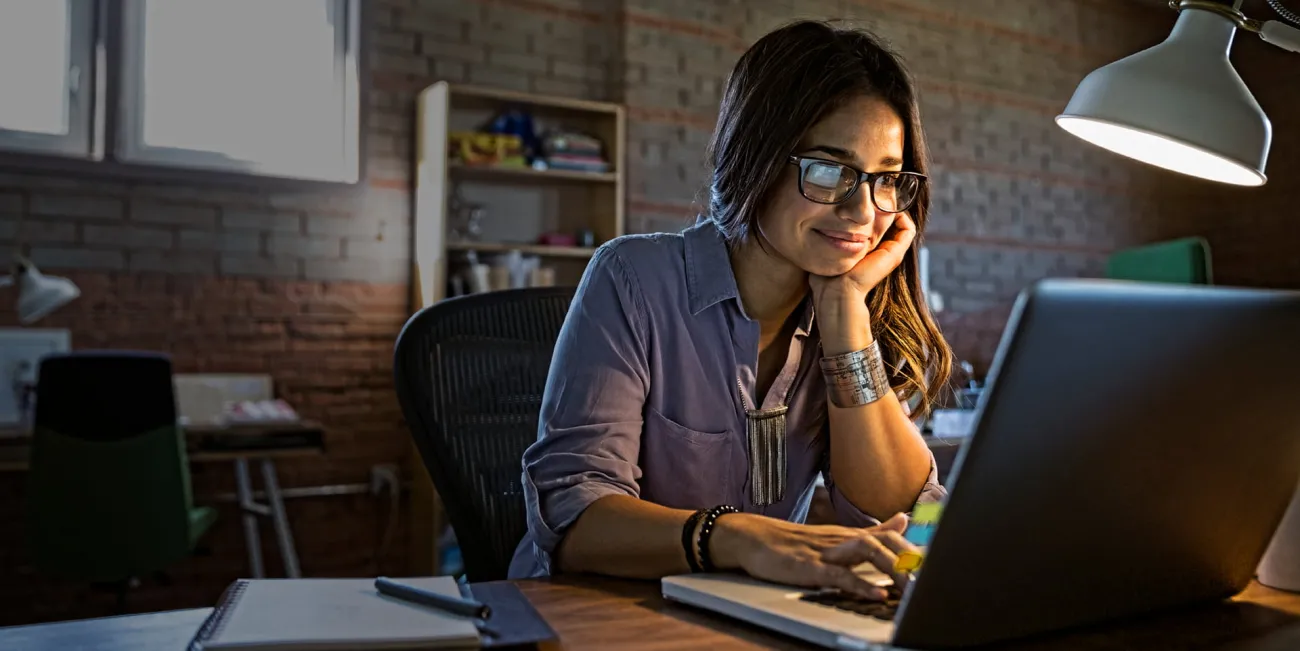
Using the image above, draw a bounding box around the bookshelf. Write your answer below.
[409,82,625,574]
[413,81,625,308]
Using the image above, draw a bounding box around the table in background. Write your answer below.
[0,421,325,579]
[3,577,1298,650]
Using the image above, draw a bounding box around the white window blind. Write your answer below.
[118,0,359,182]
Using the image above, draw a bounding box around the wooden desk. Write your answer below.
[0,421,325,580]
[3,577,1297,650]
[509,576,1300,650]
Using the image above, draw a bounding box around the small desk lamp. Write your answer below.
[1056,0,1300,186]
[0,257,80,324]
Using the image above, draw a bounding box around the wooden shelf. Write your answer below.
[449,162,617,183]
[447,241,597,258]
[449,83,621,114]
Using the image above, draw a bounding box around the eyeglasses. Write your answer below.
[787,155,926,214]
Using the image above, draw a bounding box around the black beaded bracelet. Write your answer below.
[680,509,708,573]
[696,505,740,573]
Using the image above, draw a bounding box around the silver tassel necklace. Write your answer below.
[738,377,795,506]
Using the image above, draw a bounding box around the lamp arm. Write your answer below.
[1260,20,1300,52]
[1170,1,1300,53]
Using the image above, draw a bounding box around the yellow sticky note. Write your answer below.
[895,549,924,573]
[912,502,943,525]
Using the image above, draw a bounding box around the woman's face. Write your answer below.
[755,94,907,277]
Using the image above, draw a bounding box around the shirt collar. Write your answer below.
[794,297,815,339]
[684,218,818,338]
[683,218,740,315]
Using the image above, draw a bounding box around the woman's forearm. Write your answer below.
[827,393,933,517]
[555,494,697,578]
[819,302,933,518]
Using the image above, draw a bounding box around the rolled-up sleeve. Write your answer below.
[822,406,947,528]
[826,454,946,528]
[519,245,650,575]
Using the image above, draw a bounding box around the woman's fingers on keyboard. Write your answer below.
[877,530,915,555]
[814,563,888,600]
[821,535,909,590]
[876,531,917,590]
[821,534,894,567]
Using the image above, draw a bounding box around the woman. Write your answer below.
[508,20,953,600]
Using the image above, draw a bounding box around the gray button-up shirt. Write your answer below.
[508,218,944,578]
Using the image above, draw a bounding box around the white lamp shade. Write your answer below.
[17,265,79,324]
[1056,8,1271,186]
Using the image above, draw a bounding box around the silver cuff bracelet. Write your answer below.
[819,340,891,408]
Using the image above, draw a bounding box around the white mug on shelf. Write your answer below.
[465,264,491,294]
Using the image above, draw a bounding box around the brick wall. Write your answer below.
[4,0,1297,626]
[371,0,1296,370]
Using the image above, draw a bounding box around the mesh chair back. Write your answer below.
[394,287,575,581]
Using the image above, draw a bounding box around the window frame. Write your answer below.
[0,0,97,159]
[113,0,361,184]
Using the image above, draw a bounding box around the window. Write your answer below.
[0,0,94,157]
[119,0,360,182]
[0,0,360,184]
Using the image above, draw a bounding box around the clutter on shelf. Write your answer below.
[447,185,485,243]
[449,249,557,297]
[449,131,526,167]
[447,106,612,174]
[534,130,610,173]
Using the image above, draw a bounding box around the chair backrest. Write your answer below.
[26,351,198,582]
[1105,236,1213,284]
[394,287,575,581]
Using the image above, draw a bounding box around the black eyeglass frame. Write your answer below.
[787,155,927,214]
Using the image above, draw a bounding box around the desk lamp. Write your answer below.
[0,256,80,324]
[1058,0,1300,592]
[1056,0,1300,186]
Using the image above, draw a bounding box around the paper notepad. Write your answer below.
[189,577,480,651]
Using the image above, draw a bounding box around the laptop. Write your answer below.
[662,278,1300,650]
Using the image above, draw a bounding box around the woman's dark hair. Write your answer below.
[706,20,953,416]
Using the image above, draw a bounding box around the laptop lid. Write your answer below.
[894,278,1300,649]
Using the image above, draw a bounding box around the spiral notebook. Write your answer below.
[188,577,480,650]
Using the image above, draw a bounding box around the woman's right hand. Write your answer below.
[708,512,917,600]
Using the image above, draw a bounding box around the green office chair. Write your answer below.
[25,352,216,605]
[1105,237,1213,284]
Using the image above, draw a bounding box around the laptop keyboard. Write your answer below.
[798,586,903,621]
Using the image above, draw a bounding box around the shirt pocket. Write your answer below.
[640,405,736,510]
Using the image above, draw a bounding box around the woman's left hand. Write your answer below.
[809,212,917,307]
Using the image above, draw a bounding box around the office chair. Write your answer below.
[1105,236,1213,284]
[394,287,575,582]
[25,351,216,607]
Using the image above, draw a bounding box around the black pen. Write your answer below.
[374,576,493,620]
